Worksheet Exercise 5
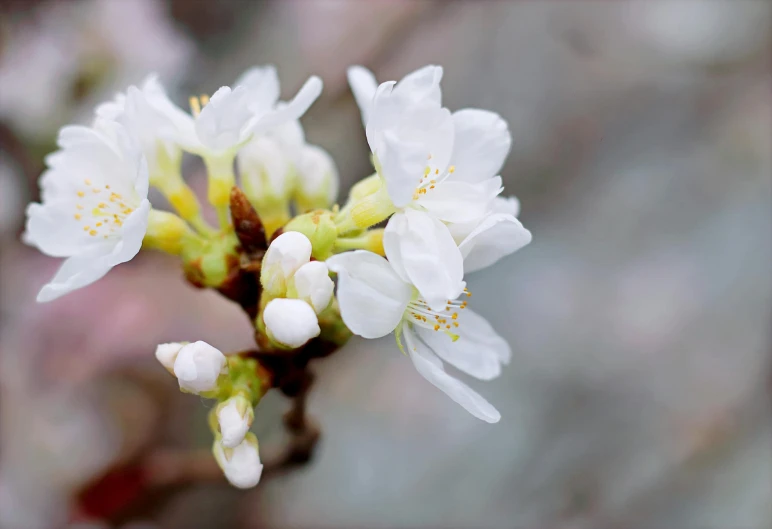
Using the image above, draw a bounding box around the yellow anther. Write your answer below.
[105,185,110,189]
[452,313,458,320]
[424,167,431,176]
[434,325,440,331]
[84,179,92,185]
[445,325,451,329]
[83,226,90,231]
[435,169,439,175]
[429,185,435,189]
[92,188,100,193]
[189,96,201,117]
[453,322,459,327]
[77,191,85,198]
[74,214,82,220]
[96,222,103,227]
[89,230,97,236]
[448,165,455,173]
[98,202,106,208]
[430,180,436,184]
[200,94,210,106]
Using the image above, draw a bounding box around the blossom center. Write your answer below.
[412,153,455,201]
[405,288,471,340]
[73,180,137,238]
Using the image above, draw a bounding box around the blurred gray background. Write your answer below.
[1,1,770,528]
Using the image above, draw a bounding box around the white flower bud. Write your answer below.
[213,433,264,489]
[261,231,312,296]
[289,261,334,314]
[294,144,339,211]
[173,341,227,394]
[155,342,184,374]
[263,298,320,348]
[238,136,295,203]
[217,396,254,448]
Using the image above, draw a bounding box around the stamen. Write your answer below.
[189,96,202,117]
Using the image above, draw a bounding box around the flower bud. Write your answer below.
[288,261,334,314]
[155,342,185,374]
[173,341,228,395]
[217,395,254,448]
[238,136,294,236]
[293,144,339,212]
[261,231,312,297]
[263,298,320,348]
[213,432,263,489]
[282,211,338,261]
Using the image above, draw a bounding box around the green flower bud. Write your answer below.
[283,210,338,260]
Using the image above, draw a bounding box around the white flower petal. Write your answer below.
[448,109,511,183]
[218,397,253,449]
[326,250,412,339]
[347,65,378,126]
[294,144,339,207]
[378,130,429,208]
[402,322,501,423]
[417,180,494,224]
[235,65,280,116]
[292,261,334,314]
[237,136,294,198]
[391,65,443,107]
[263,298,320,348]
[415,308,510,380]
[195,86,253,152]
[250,76,323,135]
[36,253,112,303]
[493,195,520,217]
[383,209,465,311]
[214,434,263,489]
[459,213,531,273]
[269,117,305,152]
[155,342,184,373]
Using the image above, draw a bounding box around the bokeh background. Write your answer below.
[1,1,771,528]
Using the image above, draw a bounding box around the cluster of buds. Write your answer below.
[24,62,532,488]
[155,341,265,488]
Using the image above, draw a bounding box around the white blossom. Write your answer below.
[263,298,321,348]
[347,65,527,308]
[24,120,151,302]
[213,433,263,489]
[327,250,509,423]
[172,341,228,394]
[168,68,322,158]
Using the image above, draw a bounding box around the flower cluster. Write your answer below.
[24,63,531,488]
